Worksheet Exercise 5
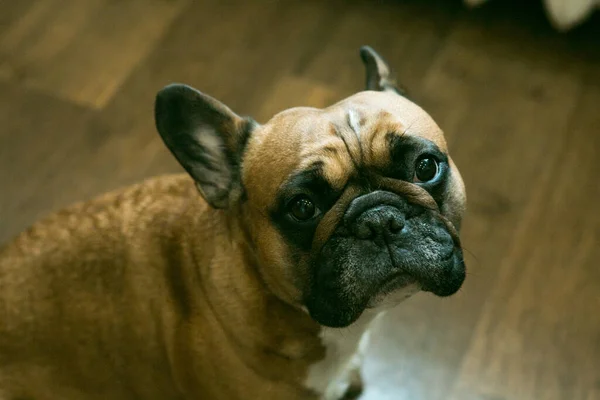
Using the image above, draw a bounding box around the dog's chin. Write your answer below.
[306,276,421,328]
[366,278,421,310]
[306,297,366,328]
[306,252,465,328]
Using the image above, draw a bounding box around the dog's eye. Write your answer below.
[414,156,438,182]
[289,196,317,221]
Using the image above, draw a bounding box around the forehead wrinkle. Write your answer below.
[321,157,352,191]
[336,91,448,152]
[331,119,363,174]
[347,109,362,137]
[298,138,352,191]
[388,103,448,153]
[358,112,405,169]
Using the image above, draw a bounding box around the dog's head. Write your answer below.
[155,46,467,328]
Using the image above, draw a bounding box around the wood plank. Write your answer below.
[0,0,188,108]
[256,75,340,119]
[449,84,600,400]
[0,0,38,39]
[0,81,95,243]
[454,0,600,73]
[69,0,345,188]
[104,0,342,118]
[296,0,461,102]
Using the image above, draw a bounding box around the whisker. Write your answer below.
[461,246,480,264]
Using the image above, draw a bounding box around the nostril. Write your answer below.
[388,217,403,233]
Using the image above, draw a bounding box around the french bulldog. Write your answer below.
[0,46,466,400]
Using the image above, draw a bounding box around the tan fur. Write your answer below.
[0,90,465,400]
[0,175,323,399]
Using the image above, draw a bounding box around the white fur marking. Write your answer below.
[305,286,420,399]
[305,311,377,400]
[348,109,362,137]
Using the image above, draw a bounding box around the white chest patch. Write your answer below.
[304,285,420,400]
[305,311,380,400]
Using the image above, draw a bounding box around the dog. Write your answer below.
[0,46,467,400]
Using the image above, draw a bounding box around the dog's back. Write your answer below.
[0,174,199,400]
[0,173,324,400]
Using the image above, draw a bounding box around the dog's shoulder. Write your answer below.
[0,173,205,395]
[1,174,196,255]
[0,173,209,297]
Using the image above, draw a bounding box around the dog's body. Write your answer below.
[0,47,467,400]
[0,175,325,399]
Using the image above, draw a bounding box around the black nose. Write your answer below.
[352,205,405,240]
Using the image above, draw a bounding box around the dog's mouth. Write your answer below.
[369,241,450,291]
[365,272,418,309]
[377,272,414,294]
[306,247,464,327]
[307,196,466,328]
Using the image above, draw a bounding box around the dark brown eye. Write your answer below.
[289,196,316,221]
[414,156,438,182]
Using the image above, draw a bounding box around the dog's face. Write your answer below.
[155,47,467,328]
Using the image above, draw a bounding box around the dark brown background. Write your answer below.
[0,0,598,399]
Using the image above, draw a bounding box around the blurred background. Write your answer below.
[0,0,598,399]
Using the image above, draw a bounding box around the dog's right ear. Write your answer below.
[359,46,408,97]
[154,84,256,209]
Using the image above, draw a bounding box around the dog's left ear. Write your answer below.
[359,46,408,96]
[154,83,256,209]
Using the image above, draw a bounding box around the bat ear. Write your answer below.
[154,83,256,209]
[359,46,409,97]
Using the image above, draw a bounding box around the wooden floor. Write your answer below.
[1,0,599,399]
